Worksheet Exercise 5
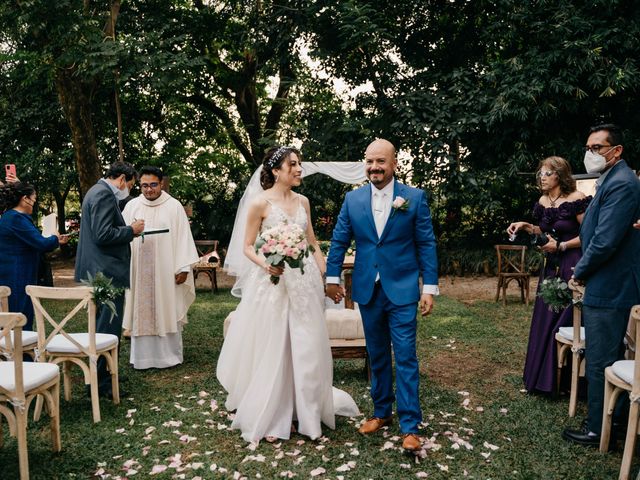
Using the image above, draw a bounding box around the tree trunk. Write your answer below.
[55,69,102,196]
[53,190,67,234]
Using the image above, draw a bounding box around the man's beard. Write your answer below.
[368,171,385,184]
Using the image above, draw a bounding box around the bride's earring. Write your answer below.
[274,174,279,183]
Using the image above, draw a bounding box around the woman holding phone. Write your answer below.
[0,181,69,330]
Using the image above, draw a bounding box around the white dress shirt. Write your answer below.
[327,180,439,296]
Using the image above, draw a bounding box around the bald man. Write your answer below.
[325,139,439,452]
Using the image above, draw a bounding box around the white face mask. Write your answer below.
[583,147,615,174]
[115,185,130,201]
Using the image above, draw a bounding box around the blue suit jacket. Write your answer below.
[326,180,438,306]
[574,160,640,308]
[74,180,134,288]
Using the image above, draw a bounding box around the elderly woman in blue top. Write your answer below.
[0,181,68,330]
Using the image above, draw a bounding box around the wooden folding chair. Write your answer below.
[0,287,38,361]
[26,286,119,423]
[494,245,530,305]
[0,312,61,480]
[555,279,585,417]
[193,240,220,293]
[600,305,640,479]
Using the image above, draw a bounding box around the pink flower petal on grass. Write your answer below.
[310,467,326,477]
[150,465,168,475]
[335,461,356,472]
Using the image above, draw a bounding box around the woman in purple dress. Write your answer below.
[507,156,591,394]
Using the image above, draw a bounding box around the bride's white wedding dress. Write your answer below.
[217,197,360,442]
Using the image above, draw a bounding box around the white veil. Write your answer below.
[224,162,367,298]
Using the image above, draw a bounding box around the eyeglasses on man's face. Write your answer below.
[584,144,613,154]
[141,182,160,189]
[536,170,556,178]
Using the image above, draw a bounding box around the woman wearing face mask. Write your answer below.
[506,156,591,394]
[0,181,69,330]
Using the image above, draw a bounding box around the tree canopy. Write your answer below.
[1,0,638,258]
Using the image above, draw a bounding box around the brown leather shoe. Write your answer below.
[402,433,422,452]
[358,416,393,434]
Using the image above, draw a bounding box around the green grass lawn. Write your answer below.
[0,290,634,479]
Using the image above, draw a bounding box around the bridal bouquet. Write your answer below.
[255,222,314,285]
[537,276,573,312]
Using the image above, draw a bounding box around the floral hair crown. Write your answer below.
[265,146,292,169]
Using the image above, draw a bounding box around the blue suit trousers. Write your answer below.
[359,283,421,433]
[584,305,630,434]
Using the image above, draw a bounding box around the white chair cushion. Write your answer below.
[223,308,366,340]
[0,330,38,348]
[557,326,585,342]
[46,333,118,354]
[0,362,59,392]
[325,309,365,340]
[612,360,634,385]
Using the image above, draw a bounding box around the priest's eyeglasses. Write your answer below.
[141,182,160,189]
[536,170,556,178]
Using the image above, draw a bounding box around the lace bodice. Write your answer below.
[261,197,308,232]
[249,195,322,315]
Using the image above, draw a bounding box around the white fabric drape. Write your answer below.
[224,162,366,297]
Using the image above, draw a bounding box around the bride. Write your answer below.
[217,146,360,443]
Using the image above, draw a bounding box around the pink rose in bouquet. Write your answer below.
[255,222,314,285]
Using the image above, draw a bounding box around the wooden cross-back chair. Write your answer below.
[193,240,220,293]
[555,279,586,417]
[26,285,119,423]
[0,287,37,361]
[494,245,530,305]
[600,305,640,480]
[0,312,61,480]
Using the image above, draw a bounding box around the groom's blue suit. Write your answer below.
[326,179,438,433]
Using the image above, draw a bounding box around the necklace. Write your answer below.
[547,192,563,207]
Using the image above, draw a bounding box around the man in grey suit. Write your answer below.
[75,162,145,396]
[563,124,640,446]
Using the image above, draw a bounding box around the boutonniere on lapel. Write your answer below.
[391,196,409,216]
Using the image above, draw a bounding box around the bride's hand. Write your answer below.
[264,263,284,276]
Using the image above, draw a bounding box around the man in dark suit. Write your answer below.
[325,139,438,452]
[563,124,640,446]
[75,162,145,397]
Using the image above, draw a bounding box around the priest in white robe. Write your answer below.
[122,166,199,369]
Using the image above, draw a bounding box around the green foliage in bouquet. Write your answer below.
[80,272,124,322]
[537,277,572,312]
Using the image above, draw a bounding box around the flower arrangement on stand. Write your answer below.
[81,272,124,322]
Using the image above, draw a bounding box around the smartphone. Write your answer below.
[5,164,16,178]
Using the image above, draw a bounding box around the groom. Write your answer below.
[326,138,439,452]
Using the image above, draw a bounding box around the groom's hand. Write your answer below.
[420,293,434,317]
[326,284,345,304]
